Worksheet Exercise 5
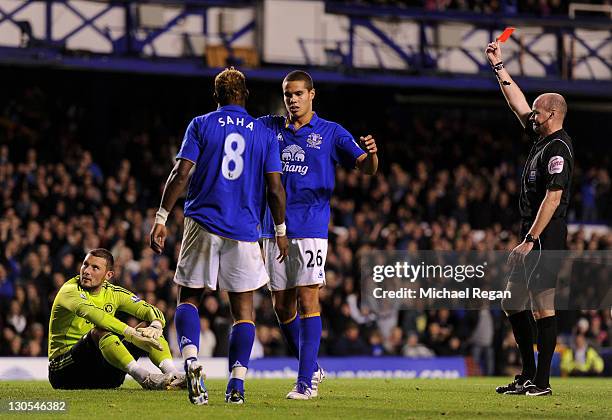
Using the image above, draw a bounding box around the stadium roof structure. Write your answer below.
[0,0,610,96]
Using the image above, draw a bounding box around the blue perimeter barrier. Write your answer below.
[248,357,467,379]
[2,353,610,380]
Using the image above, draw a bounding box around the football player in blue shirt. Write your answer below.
[149,68,289,406]
[259,70,378,399]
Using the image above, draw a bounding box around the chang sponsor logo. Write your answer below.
[281,144,309,175]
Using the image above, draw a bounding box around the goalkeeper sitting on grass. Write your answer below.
[48,248,185,390]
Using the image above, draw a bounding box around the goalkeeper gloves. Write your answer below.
[136,320,164,340]
[123,326,163,352]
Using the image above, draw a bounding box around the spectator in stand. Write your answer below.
[560,334,604,377]
[402,332,435,358]
[8,335,23,356]
[423,322,450,355]
[333,322,370,356]
[22,322,46,356]
[195,317,217,358]
[384,326,405,355]
[588,315,609,348]
[469,309,495,376]
[6,300,27,335]
[253,325,286,357]
[1,326,18,355]
[368,330,387,356]
[499,329,522,377]
[0,263,15,301]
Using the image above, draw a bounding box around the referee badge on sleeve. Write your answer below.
[529,170,536,182]
[548,156,564,174]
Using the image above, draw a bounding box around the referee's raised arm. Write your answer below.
[485,41,531,128]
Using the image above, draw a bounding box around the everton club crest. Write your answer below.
[306,133,322,149]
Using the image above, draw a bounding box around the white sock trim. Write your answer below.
[127,361,149,383]
[230,366,248,381]
[159,359,178,374]
[181,344,198,361]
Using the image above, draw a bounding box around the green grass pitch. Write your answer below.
[2,378,611,419]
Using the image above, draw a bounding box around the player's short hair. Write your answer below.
[87,248,114,271]
[214,67,248,105]
[283,70,314,90]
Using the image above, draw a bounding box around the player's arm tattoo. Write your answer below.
[494,67,531,128]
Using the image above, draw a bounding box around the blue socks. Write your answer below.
[175,303,200,357]
[280,313,301,358]
[226,321,255,394]
[298,314,322,387]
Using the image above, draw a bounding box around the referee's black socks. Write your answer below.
[534,315,557,388]
[508,310,536,379]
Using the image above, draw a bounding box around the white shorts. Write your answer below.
[263,238,328,291]
[174,217,268,293]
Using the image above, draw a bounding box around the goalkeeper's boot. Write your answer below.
[225,389,245,405]
[311,366,326,398]
[526,385,552,396]
[168,372,187,390]
[140,372,176,390]
[495,375,535,395]
[286,381,312,400]
[185,358,209,405]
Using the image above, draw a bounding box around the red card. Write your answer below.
[497,27,515,43]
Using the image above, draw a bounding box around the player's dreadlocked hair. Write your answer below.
[87,248,114,271]
[214,67,248,105]
[283,70,314,90]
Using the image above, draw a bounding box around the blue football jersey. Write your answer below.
[177,105,282,242]
[259,113,365,239]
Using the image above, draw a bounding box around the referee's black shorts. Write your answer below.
[508,218,567,290]
[48,331,143,389]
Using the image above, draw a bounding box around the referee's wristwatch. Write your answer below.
[524,233,538,243]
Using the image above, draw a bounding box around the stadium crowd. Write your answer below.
[0,80,610,376]
[340,0,612,16]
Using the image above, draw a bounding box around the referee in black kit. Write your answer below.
[485,40,574,396]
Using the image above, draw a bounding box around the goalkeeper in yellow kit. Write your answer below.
[48,248,185,390]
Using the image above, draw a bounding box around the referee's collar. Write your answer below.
[536,128,564,144]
